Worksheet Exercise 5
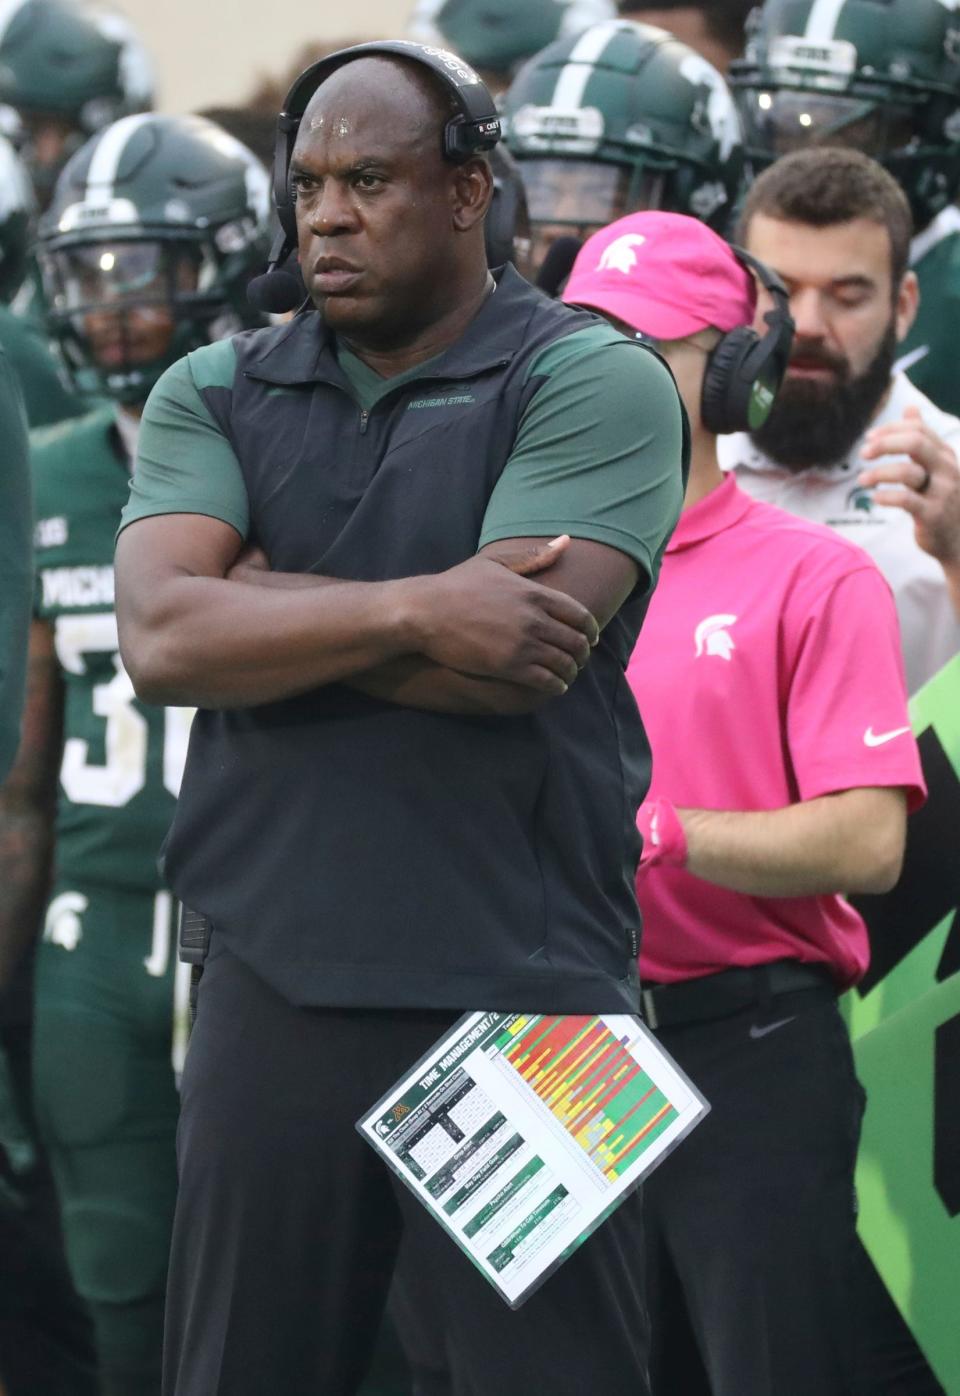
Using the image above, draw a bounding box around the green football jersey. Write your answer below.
[901,213,960,419]
[0,304,87,429]
[0,345,31,784]
[32,408,191,892]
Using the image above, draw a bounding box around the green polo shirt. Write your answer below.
[121,321,686,592]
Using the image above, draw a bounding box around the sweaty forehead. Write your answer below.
[296,57,451,161]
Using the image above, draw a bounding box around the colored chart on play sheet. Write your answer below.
[493,1015,678,1181]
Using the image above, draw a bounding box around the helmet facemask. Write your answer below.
[504,19,746,273]
[37,112,273,404]
[39,234,246,404]
[730,4,960,231]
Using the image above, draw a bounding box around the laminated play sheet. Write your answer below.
[358,1010,708,1307]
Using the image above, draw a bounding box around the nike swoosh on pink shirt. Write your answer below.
[863,725,912,748]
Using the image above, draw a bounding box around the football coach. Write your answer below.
[115,42,687,1396]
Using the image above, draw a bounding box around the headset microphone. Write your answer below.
[248,231,305,313]
[248,269,303,314]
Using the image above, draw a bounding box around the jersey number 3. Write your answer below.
[54,612,192,807]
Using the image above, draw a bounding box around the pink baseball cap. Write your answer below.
[561,211,756,339]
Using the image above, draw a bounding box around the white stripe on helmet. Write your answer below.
[551,19,640,110]
[0,0,30,44]
[85,111,154,203]
[803,0,848,41]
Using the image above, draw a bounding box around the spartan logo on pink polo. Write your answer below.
[694,614,738,660]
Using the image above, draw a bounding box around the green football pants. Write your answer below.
[32,882,182,1396]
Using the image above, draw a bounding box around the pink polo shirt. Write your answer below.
[628,475,925,990]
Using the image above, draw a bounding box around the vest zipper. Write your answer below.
[359,408,369,434]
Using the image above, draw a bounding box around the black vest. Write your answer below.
[166,268,652,1012]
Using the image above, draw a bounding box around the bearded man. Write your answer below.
[719,147,960,693]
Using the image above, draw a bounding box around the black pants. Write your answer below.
[164,939,650,1396]
[644,987,866,1396]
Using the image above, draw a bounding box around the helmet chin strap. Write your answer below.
[113,401,141,463]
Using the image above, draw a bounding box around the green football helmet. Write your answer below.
[729,0,960,231]
[0,0,154,205]
[502,17,745,267]
[37,113,271,404]
[407,0,616,77]
[0,132,33,302]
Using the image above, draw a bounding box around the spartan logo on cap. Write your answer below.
[694,614,737,660]
[598,233,646,275]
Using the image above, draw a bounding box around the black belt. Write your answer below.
[641,960,836,1032]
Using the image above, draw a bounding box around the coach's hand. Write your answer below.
[226,543,271,582]
[404,538,599,694]
[859,405,960,569]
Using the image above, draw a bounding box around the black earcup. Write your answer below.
[701,328,758,436]
[486,146,526,269]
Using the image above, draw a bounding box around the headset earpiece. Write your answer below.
[443,112,503,164]
[700,247,794,436]
[701,329,756,436]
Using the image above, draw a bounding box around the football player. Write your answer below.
[0,0,153,212]
[0,132,87,426]
[501,18,746,284]
[0,127,96,1396]
[730,0,960,415]
[407,0,617,94]
[0,112,271,1396]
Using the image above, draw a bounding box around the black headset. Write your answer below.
[486,145,529,270]
[257,40,501,295]
[698,247,794,436]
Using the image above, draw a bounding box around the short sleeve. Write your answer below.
[118,342,249,540]
[477,325,687,588]
[0,351,32,781]
[787,564,926,811]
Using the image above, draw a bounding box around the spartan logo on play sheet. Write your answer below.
[694,614,737,660]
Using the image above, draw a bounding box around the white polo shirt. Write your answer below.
[718,372,960,694]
